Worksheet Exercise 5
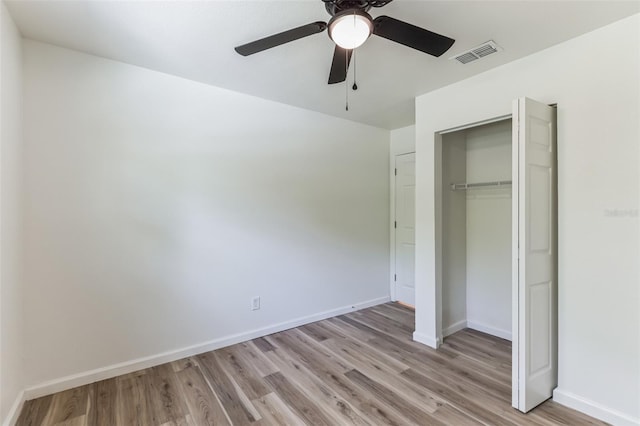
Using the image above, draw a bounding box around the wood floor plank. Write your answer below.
[321,335,409,374]
[16,303,610,426]
[16,395,53,426]
[445,332,512,364]
[370,302,415,321]
[353,308,415,335]
[216,346,271,400]
[196,351,258,424]
[366,332,513,404]
[252,393,305,426]
[321,338,448,414]
[463,328,511,351]
[323,316,376,342]
[266,343,406,425]
[308,320,350,339]
[322,338,442,412]
[371,335,513,406]
[344,369,447,426]
[298,322,333,342]
[116,372,152,426]
[443,337,511,374]
[529,401,609,426]
[174,365,231,426]
[231,341,279,378]
[52,414,87,426]
[252,337,275,353]
[440,342,512,387]
[340,314,457,360]
[269,329,353,373]
[264,347,370,425]
[263,372,334,426]
[145,363,189,425]
[367,306,414,328]
[400,367,517,426]
[231,375,263,422]
[89,379,117,426]
[170,357,200,373]
[331,314,394,343]
[43,385,88,425]
[431,403,485,426]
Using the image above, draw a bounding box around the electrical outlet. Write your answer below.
[251,296,260,311]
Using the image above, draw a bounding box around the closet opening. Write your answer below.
[439,118,513,342]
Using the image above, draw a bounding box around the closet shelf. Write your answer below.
[450,180,512,191]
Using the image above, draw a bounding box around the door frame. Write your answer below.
[390,151,415,303]
[433,113,512,341]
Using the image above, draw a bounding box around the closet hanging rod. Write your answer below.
[450,180,512,191]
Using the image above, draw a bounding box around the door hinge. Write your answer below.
[394,221,397,228]
[394,274,397,281]
[394,168,397,176]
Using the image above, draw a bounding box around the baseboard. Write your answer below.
[443,319,467,337]
[23,296,390,401]
[553,388,640,426]
[2,390,25,426]
[467,320,512,341]
[413,331,440,348]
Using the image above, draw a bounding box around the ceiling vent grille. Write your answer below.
[450,40,502,64]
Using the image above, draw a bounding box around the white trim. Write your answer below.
[511,99,520,409]
[553,388,640,426]
[467,320,512,341]
[413,331,440,348]
[2,390,25,426]
[390,151,397,302]
[438,114,511,135]
[22,296,390,400]
[442,319,467,337]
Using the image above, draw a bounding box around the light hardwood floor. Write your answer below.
[17,303,607,425]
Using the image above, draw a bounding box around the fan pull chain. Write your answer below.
[352,48,358,91]
[345,47,349,111]
[352,10,358,92]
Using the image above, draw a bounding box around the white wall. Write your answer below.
[415,14,639,425]
[465,121,512,339]
[22,40,390,392]
[0,3,24,423]
[390,125,415,156]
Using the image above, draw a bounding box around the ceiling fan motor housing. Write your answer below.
[322,0,393,16]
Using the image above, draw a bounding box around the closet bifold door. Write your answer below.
[512,97,557,413]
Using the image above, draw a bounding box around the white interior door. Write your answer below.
[394,153,416,306]
[512,97,557,412]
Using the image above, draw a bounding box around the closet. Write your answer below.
[433,97,558,413]
[441,119,513,341]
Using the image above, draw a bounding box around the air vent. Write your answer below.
[450,40,502,64]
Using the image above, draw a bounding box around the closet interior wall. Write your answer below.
[441,119,513,340]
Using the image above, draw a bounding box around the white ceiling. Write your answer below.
[6,0,639,129]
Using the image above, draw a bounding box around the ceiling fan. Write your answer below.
[234,0,455,85]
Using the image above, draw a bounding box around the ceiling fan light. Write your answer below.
[328,10,373,50]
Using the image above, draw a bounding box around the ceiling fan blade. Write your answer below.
[373,16,455,57]
[328,46,353,84]
[235,22,327,56]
